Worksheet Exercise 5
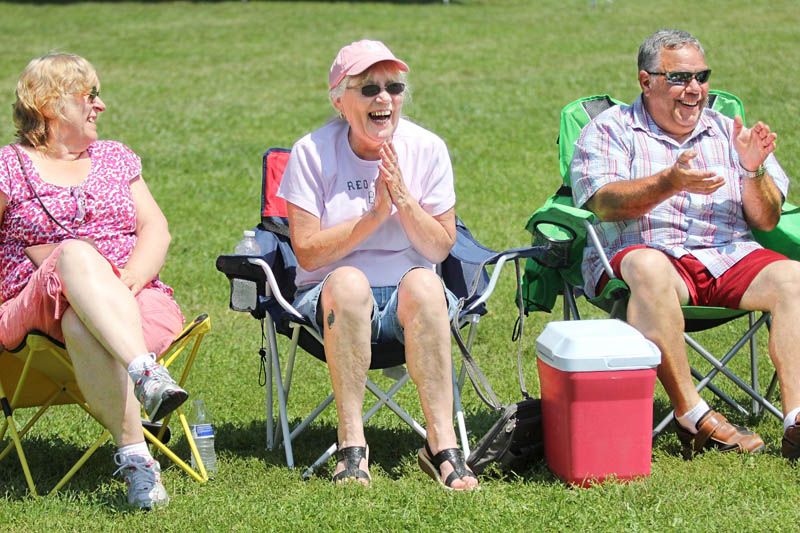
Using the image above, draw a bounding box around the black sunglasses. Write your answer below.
[87,86,100,103]
[348,82,405,97]
[647,69,712,85]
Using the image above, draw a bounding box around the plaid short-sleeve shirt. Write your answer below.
[571,95,789,298]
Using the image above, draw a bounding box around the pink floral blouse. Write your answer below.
[0,140,175,302]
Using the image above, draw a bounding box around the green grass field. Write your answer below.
[1,0,800,530]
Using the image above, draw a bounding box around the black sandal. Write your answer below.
[417,442,478,490]
[331,445,370,485]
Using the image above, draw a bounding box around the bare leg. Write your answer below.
[398,268,477,490]
[320,267,372,483]
[619,249,700,416]
[739,260,800,414]
[55,240,149,366]
[62,308,144,447]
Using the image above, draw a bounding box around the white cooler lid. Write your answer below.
[536,319,661,372]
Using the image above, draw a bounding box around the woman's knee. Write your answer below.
[55,239,108,277]
[321,267,372,314]
[398,269,447,315]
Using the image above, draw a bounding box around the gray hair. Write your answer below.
[328,62,410,115]
[637,29,705,72]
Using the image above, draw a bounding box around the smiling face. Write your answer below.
[332,62,404,160]
[640,44,709,143]
[49,87,106,152]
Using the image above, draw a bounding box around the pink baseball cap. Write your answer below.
[329,39,409,90]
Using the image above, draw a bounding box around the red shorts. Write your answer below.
[0,241,183,356]
[596,245,788,308]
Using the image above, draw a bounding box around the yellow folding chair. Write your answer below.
[0,313,212,497]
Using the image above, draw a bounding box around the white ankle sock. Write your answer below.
[127,353,157,375]
[118,441,152,461]
[784,406,800,433]
[676,400,711,434]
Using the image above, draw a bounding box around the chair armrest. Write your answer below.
[215,254,268,282]
[524,194,594,288]
[216,255,303,320]
[752,201,800,261]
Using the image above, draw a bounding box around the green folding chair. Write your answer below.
[524,91,800,437]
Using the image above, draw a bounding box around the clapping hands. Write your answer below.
[377,141,410,208]
[733,115,777,172]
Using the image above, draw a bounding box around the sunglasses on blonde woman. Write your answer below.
[86,86,100,103]
[347,82,405,97]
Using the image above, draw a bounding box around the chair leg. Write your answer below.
[302,442,337,479]
[265,339,273,451]
[685,328,782,420]
[456,316,480,392]
[302,374,421,478]
[48,429,111,495]
[273,327,303,449]
[688,367,747,415]
[265,314,294,469]
[750,312,761,416]
[652,366,749,438]
[452,366,470,458]
[364,376,426,438]
[0,394,38,497]
[144,418,208,483]
[766,371,779,406]
[563,282,581,320]
[285,394,335,445]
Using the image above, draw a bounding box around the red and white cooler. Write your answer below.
[535,319,661,487]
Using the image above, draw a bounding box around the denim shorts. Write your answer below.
[292,267,459,344]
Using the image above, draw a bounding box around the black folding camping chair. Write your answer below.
[216,147,572,476]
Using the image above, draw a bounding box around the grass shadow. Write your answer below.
[0,434,129,507]
[211,417,441,479]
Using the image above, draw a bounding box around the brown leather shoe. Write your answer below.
[675,409,765,459]
[782,415,800,460]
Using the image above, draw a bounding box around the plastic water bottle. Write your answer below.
[188,400,218,475]
[231,229,260,312]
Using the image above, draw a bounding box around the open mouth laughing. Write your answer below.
[369,109,392,124]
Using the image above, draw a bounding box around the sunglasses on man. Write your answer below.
[348,82,405,97]
[647,69,712,85]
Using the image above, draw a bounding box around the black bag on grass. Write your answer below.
[467,398,543,475]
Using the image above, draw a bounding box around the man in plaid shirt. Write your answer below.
[571,29,800,460]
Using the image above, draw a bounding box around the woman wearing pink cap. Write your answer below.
[277,40,478,490]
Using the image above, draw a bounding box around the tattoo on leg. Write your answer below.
[327,309,335,329]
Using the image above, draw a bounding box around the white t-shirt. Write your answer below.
[277,118,456,288]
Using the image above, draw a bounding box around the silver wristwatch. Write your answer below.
[740,164,766,179]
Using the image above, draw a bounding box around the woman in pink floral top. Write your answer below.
[0,53,186,510]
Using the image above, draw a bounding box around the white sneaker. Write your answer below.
[113,453,169,510]
[130,363,189,422]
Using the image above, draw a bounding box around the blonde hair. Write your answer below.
[13,53,99,150]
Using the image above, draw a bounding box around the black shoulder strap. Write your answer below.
[11,144,78,239]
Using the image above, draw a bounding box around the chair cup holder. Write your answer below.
[530,221,576,269]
